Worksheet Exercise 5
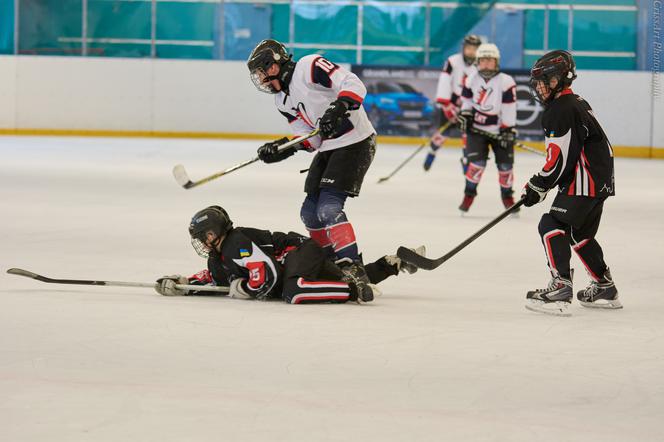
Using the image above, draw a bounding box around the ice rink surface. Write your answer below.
[1,136,663,442]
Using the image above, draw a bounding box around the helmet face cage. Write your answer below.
[250,66,278,94]
[247,40,289,94]
[529,51,576,104]
[188,206,232,258]
[191,236,212,258]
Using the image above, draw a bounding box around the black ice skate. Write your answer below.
[385,245,426,274]
[459,194,475,213]
[336,258,376,303]
[525,273,573,317]
[577,268,622,309]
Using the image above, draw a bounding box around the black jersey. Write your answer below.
[209,227,308,300]
[531,89,615,198]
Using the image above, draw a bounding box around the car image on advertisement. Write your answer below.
[363,82,434,136]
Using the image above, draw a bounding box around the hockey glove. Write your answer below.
[257,137,297,164]
[499,127,517,150]
[320,99,351,139]
[521,177,549,207]
[228,278,253,300]
[457,110,474,134]
[155,275,189,296]
[439,100,458,122]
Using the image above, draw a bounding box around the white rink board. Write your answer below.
[1,136,663,442]
[0,56,661,149]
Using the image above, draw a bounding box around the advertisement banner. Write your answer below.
[352,64,544,141]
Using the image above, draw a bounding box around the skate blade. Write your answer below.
[525,299,572,317]
[579,298,623,309]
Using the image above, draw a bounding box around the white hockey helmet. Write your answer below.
[475,43,500,79]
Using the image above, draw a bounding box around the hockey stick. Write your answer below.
[470,127,545,156]
[396,198,525,270]
[6,268,229,293]
[377,121,452,184]
[173,129,320,189]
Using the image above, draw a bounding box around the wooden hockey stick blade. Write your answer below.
[173,164,195,189]
[6,268,229,293]
[397,199,525,271]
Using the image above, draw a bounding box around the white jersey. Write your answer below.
[435,53,477,106]
[275,54,375,152]
[460,71,517,135]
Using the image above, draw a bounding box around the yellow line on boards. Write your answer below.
[0,128,660,159]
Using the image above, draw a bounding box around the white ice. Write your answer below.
[1,136,663,442]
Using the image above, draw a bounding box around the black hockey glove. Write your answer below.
[257,137,296,164]
[320,99,351,139]
[521,176,549,207]
[457,110,474,134]
[499,127,517,150]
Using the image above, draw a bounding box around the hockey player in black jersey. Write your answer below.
[522,50,621,316]
[246,39,376,292]
[154,206,423,305]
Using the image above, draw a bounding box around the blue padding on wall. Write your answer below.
[468,8,524,69]
[223,3,271,60]
[0,0,14,54]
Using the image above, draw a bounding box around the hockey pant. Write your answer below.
[538,195,608,281]
[281,239,398,304]
[463,132,514,197]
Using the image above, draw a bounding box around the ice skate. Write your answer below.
[423,151,436,171]
[525,273,573,317]
[577,268,622,309]
[336,258,375,303]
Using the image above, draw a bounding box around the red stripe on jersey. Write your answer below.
[560,88,574,96]
[338,90,363,105]
[245,261,266,290]
[581,150,596,196]
[568,162,579,195]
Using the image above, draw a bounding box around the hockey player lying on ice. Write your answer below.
[154,206,423,305]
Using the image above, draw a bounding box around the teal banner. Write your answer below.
[0,0,14,54]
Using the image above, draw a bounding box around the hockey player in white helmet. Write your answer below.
[456,43,518,213]
[423,34,481,172]
[247,39,377,296]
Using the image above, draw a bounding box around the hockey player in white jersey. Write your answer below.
[247,39,377,293]
[424,34,481,172]
[457,43,518,213]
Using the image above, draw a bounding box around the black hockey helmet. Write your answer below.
[188,206,233,257]
[462,34,482,65]
[529,50,577,105]
[247,39,295,94]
